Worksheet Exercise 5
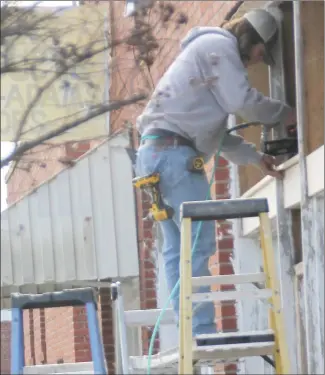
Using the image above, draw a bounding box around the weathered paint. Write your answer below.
[314,194,324,373]
[309,194,324,374]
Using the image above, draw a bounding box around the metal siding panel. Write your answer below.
[69,163,89,280]
[28,192,45,284]
[51,172,77,281]
[48,176,71,282]
[87,143,119,279]
[110,146,139,278]
[37,184,55,282]
[75,157,97,279]
[1,136,139,301]
[8,206,24,285]
[1,211,13,286]
[16,198,35,284]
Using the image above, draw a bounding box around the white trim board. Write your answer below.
[240,145,324,236]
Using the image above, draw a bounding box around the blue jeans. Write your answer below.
[135,143,217,336]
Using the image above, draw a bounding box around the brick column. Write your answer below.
[98,288,115,374]
[1,321,11,374]
[138,191,160,355]
[64,141,91,160]
[73,307,91,363]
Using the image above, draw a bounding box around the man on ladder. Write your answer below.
[134,6,296,340]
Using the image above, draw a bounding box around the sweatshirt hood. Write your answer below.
[180,26,237,49]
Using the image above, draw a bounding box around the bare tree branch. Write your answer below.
[1,93,146,168]
[1,0,188,174]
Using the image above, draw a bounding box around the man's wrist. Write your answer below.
[254,151,264,165]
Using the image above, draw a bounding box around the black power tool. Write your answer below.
[228,122,298,158]
[261,124,298,157]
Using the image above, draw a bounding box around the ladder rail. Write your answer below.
[192,272,266,287]
[124,307,175,326]
[259,212,291,374]
[192,289,272,303]
[179,217,193,374]
[111,282,130,375]
[11,288,107,375]
[11,307,24,374]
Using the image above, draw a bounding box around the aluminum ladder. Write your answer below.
[178,198,290,375]
[10,287,107,375]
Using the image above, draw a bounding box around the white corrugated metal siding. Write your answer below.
[1,135,139,308]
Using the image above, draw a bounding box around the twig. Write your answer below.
[1,93,146,168]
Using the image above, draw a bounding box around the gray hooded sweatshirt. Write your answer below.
[136,27,292,165]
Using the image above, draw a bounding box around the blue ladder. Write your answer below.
[10,287,107,374]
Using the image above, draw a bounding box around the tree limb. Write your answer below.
[1,93,146,169]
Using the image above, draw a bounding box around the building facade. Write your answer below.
[2,1,238,372]
[1,1,323,374]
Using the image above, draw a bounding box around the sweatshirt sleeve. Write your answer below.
[195,34,292,126]
[220,131,263,165]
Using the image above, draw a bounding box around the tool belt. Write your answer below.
[141,129,195,149]
[141,129,205,173]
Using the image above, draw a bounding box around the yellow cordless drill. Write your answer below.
[132,173,174,221]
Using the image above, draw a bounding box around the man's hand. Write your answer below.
[259,154,283,179]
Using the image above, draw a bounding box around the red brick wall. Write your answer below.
[98,288,115,374]
[22,301,115,372]
[6,140,101,206]
[1,321,11,374]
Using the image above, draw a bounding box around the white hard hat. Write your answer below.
[243,8,279,65]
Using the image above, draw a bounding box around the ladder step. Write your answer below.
[129,339,274,371]
[194,342,274,361]
[181,198,269,221]
[124,307,175,326]
[192,289,272,303]
[11,288,97,310]
[195,330,274,347]
[192,273,266,287]
[23,362,94,374]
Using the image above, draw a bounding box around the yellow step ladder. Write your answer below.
[179,197,291,375]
